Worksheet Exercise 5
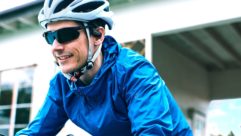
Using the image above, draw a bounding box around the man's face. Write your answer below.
[47,21,88,74]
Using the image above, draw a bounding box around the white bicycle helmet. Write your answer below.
[38,0,113,29]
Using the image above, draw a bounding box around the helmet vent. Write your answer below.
[72,1,104,13]
[41,10,44,15]
[104,7,109,12]
[48,0,53,8]
[54,0,75,13]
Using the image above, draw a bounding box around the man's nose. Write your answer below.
[52,40,64,50]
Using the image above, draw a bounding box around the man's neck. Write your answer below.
[80,52,103,85]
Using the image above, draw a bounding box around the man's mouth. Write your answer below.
[58,55,71,60]
[56,54,73,63]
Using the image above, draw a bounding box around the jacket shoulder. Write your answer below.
[116,47,154,72]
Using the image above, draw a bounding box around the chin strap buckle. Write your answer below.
[87,61,94,70]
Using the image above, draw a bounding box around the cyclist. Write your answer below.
[16,0,193,135]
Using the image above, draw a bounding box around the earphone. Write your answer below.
[92,29,102,38]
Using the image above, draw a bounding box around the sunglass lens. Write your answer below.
[44,32,55,44]
[57,28,80,44]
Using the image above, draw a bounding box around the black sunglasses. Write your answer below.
[43,26,84,45]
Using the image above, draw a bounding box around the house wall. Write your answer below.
[152,37,210,115]
[210,69,241,99]
[109,0,241,43]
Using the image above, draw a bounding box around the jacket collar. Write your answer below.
[67,35,121,93]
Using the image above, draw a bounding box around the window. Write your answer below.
[122,39,145,56]
[187,108,205,136]
[0,65,36,136]
[206,98,241,136]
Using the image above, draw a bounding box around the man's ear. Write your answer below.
[94,27,105,46]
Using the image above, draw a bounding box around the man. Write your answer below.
[16,0,193,135]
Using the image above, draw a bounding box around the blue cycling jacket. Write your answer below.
[16,36,193,136]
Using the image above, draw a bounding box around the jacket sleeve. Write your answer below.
[15,80,68,136]
[122,59,193,136]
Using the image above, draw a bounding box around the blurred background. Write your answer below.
[0,0,241,136]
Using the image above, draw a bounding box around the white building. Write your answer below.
[0,0,241,136]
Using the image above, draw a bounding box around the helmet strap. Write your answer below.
[62,22,102,82]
